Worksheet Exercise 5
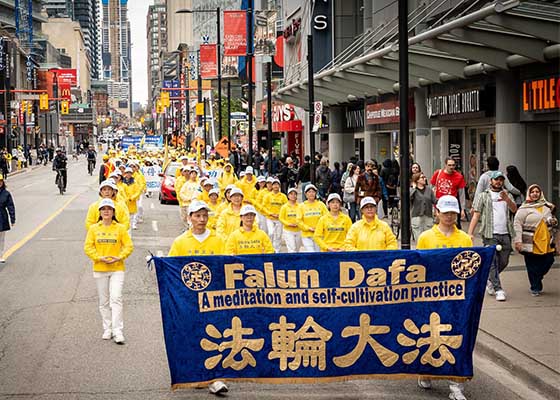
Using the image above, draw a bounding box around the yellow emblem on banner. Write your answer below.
[182,262,212,291]
[450,251,481,279]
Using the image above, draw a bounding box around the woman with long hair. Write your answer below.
[343,164,361,222]
[506,165,528,207]
[0,175,15,263]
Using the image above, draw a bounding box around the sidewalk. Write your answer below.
[6,163,45,178]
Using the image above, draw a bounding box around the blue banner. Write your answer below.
[120,135,142,150]
[153,247,493,389]
[143,135,163,149]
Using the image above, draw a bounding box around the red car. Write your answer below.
[159,162,181,204]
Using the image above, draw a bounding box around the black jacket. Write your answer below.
[0,187,15,232]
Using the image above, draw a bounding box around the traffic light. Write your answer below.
[39,93,49,110]
[61,100,69,115]
[161,91,170,107]
[27,101,32,115]
[156,99,164,114]
[20,101,26,114]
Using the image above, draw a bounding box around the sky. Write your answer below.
[128,0,151,106]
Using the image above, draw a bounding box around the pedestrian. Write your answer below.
[83,198,133,344]
[416,195,472,400]
[279,156,298,193]
[340,162,353,190]
[85,180,130,231]
[410,172,436,241]
[0,175,15,263]
[279,187,302,253]
[474,156,520,200]
[225,205,274,255]
[513,184,559,296]
[297,155,311,201]
[315,158,332,200]
[410,162,422,177]
[297,184,328,252]
[343,164,360,222]
[354,160,382,206]
[122,167,141,230]
[380,159,398,216]
[216,187,244,241]
[468,171,517,302]
[237,166,257,205]
[430,157,467,228]
[344,197,397,251]
[0,151,8,179]
[263,178,287,253]
[331,162,343,196]
[254,176,270,234]
[506,165,527,208]
[372,165,388,219]
[314,193,352,252]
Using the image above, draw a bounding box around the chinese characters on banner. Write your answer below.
[199,44,217,79]
[153,247,494,389]
[223,10,247,56]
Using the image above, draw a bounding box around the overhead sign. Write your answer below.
[153,247,493,388]
[366,100,415,125]
[56,69,78,86]
[223,11,247,56]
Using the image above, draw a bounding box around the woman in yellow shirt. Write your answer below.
[297,184,328,252]
[122,167,142,230]
[216,187,244,241]
[279,187,301,253]
[263,178,288,252]
[314,193,352,252]
[226,205,274,255]
[84,199,133,344]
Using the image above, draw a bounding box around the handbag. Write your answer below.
[343,177,355,203]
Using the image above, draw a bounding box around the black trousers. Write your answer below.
[523,252,554,292]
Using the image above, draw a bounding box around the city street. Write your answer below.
[0,160,550,400]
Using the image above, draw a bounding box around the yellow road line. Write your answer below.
[3,193,80,260]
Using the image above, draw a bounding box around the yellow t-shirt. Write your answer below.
[416,225,473,249]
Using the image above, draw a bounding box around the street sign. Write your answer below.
[39,93,49,110]
[314,101,323,114]
[312,101,323,132]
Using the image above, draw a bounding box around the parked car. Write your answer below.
[159,162,181,204]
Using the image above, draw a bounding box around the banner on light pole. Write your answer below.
[223,11,247,56]
[200,44,217,79]
[254,10,277,56]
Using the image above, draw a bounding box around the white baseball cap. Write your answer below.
[99,180,117,191]
[360,196,377,209]
[98,198,115,210]
[240,171,246,177]
[436,195,460,214]
[188,200,210,214]
[181,165,190,172]
[272,178,281,185]
[229,187,244,197]
[203,178,214,186]
[245,166,254,175]
[124,167,133,173]
[257,176,266,183]
[327,193,342,203]
[266,176,275,183]
[225,184,237,192]
[240,205,257,216]
[209,188,220,196]
[287,187,298,195]
[304,184,318,193]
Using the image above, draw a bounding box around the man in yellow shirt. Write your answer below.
[416,194,471,400]
[344,197,398,251]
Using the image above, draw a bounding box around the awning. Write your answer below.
[273,0,560,108]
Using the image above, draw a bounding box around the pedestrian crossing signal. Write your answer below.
[39,93,49,110]
[61,100,69,115]
[161,91,170,107]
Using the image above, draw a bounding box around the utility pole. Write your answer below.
[266,60,272,175]
[227,81,231,153]
[216,7,222,140]
[307,34,315,184]
[247,0,254,165]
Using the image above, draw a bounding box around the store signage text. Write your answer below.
[345,109,364,129]
[261,103,302,132]
[522,76,559,112]
[427,90,480,118]
[366,100,415,125]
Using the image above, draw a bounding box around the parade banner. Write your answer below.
[200,44,217,79]
[142,164,162,193]
[223,11,247,56]
[153,247,494,389]
[143,135,164,149]
[120,135,142,150]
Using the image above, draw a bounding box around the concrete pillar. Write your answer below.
[328,106,354,164]
[363,0,373,32]
[414,87,431,173]
[495,71,526,178]
[364,129,374,162]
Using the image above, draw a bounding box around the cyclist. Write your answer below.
[86,145,97,174]
[52,148,68,192]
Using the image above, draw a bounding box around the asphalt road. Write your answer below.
[0,158,543,399]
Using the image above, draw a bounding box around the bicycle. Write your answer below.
[55,168,66,195]
[87,159,95,175]
[388,195,400,239]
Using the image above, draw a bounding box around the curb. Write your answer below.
[475,329,560,400]
[7,164,44,178]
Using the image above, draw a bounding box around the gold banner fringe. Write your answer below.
[171,373,472,390]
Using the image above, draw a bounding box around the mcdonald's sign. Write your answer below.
[59,84,72,101]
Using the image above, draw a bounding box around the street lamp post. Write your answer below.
[247,0,254,165]
[227,81,231,153]
[307,34,315,184]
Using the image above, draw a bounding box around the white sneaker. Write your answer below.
[0,259,5,263]
[113,333,125,344]
[132,225,138,230]
[495,290,507,301]
[449,389,467,400]
[102,330,112,340]
[208,380,228,394]
[485,281,495,296]
[417,377,432,389]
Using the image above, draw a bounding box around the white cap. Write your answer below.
[181,165,190,172]
[99,180,117,191]
[287,187,298,195]
[327,193,342,203]
[225,184,237,192]
[200,176,208,183]
[266,176,275,183]
[257,176,266,183]
[209,188,220,196]
[304,184,318,193]
[240,171,246,177]
[272,178,281,185]
[98,198,115,210]
[202,178,214,186]
[360,196,377,209]
[188,200,211,214]
[180,155,189,160]
[240,205,257,216]
[436,195,460,214]
[245,166,254,175]
[124,167,133,173]
[229,187,244,197]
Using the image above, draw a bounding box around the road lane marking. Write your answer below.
[150,202,155,209]
[3,193,80,260]
[152,221,159,232]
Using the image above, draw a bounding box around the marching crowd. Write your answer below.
[81,145,558,399]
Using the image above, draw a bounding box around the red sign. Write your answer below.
[260,103,303,132]
[522,76,559,112]
[287,131,303,162]
[223,11,247,56]
[200,44,217,79]
[56,69,77,86]
[366,100,415,125]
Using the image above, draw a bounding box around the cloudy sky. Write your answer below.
[128,1,151,106]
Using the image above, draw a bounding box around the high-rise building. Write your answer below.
[101,0,131,115]
[147,0,167,111]
[42,0,74,18]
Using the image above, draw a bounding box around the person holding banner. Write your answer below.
[344,197,398,251]
[297,184,328,252]
[225,205,274,255]
[314,193,352,252]
[84,199,133,344]
[416,194,472,400]
[263,178,288,253]
[279,187,302,253]
[216,188,244,241]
